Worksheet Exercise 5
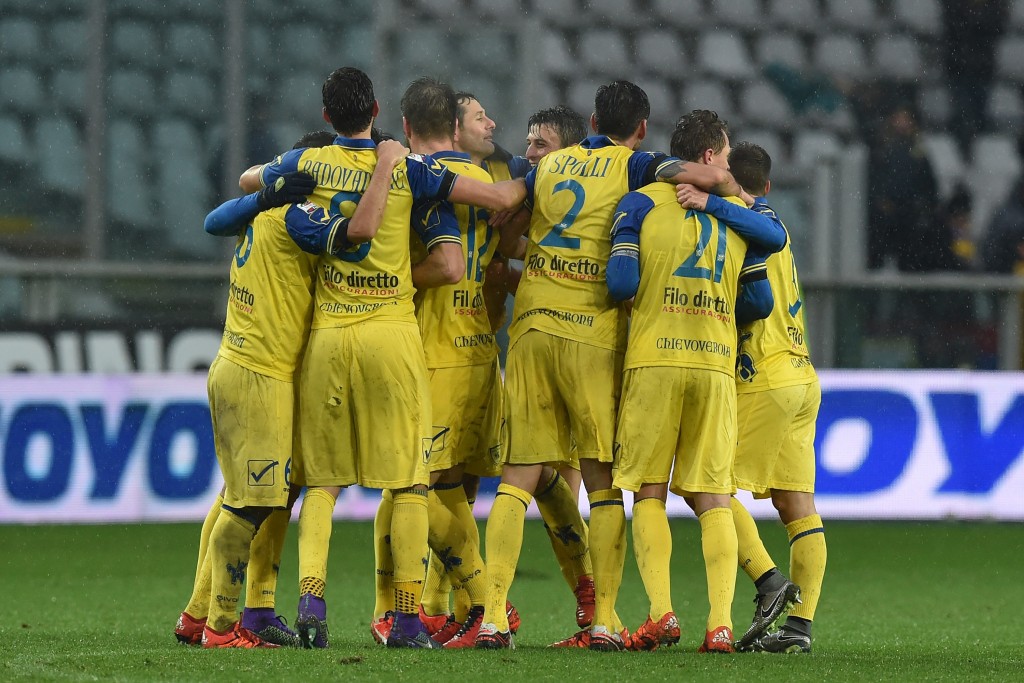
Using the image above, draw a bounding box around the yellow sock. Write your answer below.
[245,507,290,609]
[421,551,451,616]
[427,489,486,607]
[435,484,478,622]
[391,489,429,615]
[207,509,257,632]
[699,507,737,631]
[787,514,826,621]
[588,488,626,632]
[730,497,777,582]
[298,488,336,599]
[483,483,531,632]
[536,470,591,590]
[632,498,673,620]
[373,491,395,618]
[183,493,222,618]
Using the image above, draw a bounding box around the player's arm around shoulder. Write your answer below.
[676,186,786,253]
[346,139,409,243]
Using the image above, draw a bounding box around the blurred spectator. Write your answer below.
[867,104,939,271]
[982,176,1024,274]
[942,0,1009,157]
[907,184,977,272]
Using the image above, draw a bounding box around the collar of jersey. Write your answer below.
[433,150,471,163]
[332,135,376,149]
[581,135,617,150]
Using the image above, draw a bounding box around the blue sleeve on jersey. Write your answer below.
[703,195,787,252]
[736,278,775,325]
[204,192,261,237]
[284,202,346,255]
[607,192,654,301]
[627,151,674,191]
[406,153,453,200]
[260,148,304,189]
[523,168,536,211]
[412,199,461,249]
[509,155,532,179]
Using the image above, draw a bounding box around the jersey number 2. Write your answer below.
[538,180,584,249]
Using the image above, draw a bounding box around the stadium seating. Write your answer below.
[634,30,688,79]
[870,33,926,82]
[649,0,704,28]
[739,81,796,131]
[755,32,809,70]
[0,115,30,171]
[767,0,823,33]
[578,29,631,77]
[110,20,162,69]
[0,17,43,64]
[107,70,157,118]
[696,32,753,80]
[34,116,86,198]
[995,35,1024,82]
[813,33,869,78]
[52,69,86,116]
[0,67,45,115]
[49,19,89,63]
[823,0,880,33]
[892,0,941,35]
[165,70,218,121]
[106,118,154,231]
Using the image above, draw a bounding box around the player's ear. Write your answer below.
[402,116,412,140]
[589,113,598,134]
[764,179,771,196]
[636,119,647,141]
[322,107,331,125]
[372,100,380,118]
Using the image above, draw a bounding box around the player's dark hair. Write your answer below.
[528,105,588,148]
[371,127,396,143]
[293,130,337,149]
[670,109,729,162]
[401,77,457,140]
[454,91,478,127]
[728,141,772,196]
[593,80,649,140]
[322,67,375,136]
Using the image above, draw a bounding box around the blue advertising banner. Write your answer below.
[1,372,1022,522]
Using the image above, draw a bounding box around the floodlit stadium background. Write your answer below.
[0,0,1021,522]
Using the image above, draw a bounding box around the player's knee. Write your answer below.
[770,490,816,523]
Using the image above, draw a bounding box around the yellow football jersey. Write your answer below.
[414,152,500,368]
[216,207,316,383]
[736,221,816,392]
[615,183,749,375]
[508,135,676,351]
[261,137,453,329]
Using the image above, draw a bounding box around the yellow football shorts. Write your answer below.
[613,366,736,497]
[734,379,820,498]
[504,330,622,467]
[426,359,503,476]
[207,355,293,508]
[297,321,431,489]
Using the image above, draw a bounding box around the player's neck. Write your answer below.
[411,136,454,156]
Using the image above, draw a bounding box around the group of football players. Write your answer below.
[171,65,826,656]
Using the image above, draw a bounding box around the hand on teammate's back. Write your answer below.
[256,171,317,210]
[676,183,710,212]
[376,139,410,170]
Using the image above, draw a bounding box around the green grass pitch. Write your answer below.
[2,520,1022,682]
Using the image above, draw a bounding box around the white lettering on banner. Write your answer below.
[0,330,220,374]
[0,372,1022,523]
